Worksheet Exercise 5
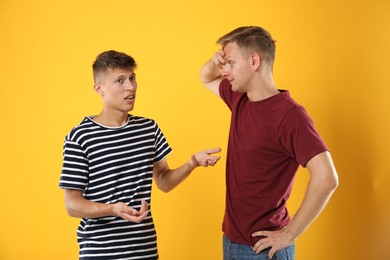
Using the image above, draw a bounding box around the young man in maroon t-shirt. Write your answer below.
[200,26,339,260]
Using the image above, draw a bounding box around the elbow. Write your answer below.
[156,182,173,193]
[331,175,339,192]
[312,170,339,196]
[160,188,172,193]
[65,208,75,217]
[65,204,78,218]
[154,170,175,193]
[325,172,339,194]
[64,198,83,218]
[64,189,85,218]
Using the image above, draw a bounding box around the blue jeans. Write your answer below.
[223,234,295,260]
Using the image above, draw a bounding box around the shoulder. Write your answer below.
[283,102,311,124]
[65,117,96,142]
[258,91,304,121]
[127,115,166,136]
[272,91,308,119]
[128,115,157,128]
[130,115,153,123]
[270,92,317,135]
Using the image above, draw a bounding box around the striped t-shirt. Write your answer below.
[59,115,172,260]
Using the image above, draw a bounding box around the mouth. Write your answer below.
[124,95,135,103]
[124,95,135,100]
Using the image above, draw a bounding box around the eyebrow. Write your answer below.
[115,72,135,79]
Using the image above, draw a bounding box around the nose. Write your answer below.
[125,79,137,91]
[221,65,229,77]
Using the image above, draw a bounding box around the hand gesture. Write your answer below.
[251,227,294,259]
[191,148,222,167]
[211,49,226,69]
[114,200,149,223]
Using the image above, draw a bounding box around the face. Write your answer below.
[222,42,254,93]
[94,67,137,113]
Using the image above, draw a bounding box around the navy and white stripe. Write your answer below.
[60,115,172,260]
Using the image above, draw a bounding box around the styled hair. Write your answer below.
[217,26,276,68]
[92,50,137,83]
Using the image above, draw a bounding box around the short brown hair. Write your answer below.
[92,50,137,83]
[217,26,276,68]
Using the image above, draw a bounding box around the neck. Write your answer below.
[93,109,129,127]
[246,70,279,102]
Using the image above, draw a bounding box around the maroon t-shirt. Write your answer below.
[219,79,328,246]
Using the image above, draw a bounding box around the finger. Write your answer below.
[212,52,226,68]
[121,206,139,216]
[131,209,140,216]
[204,147,222,155]
[212,54,224,66]
[124,210,148,223]
[207,157,221,166]
[206,155,221,165]
[208,159,215,166]
[254,240,271,254]
[252,239,264,253]
[252,230,268,237]
[137,210,149,221]
[268,248,277,259]
[207,156,220,161]
[216,50,226,61]
[216,55,226,65]
[213,156,221,161]
[139,200,149,213]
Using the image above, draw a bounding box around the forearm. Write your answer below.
[154,148,221,192]
[154,157,198,193]
[65,190,114,218]
[285,177,337,240]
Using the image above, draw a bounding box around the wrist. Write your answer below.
[282,223,299,242]
[187,155,199,171]
[109,203,118,216]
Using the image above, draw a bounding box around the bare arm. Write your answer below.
[153,148,221,193]
[252,151,339,258]
[199,50,226,97]
[64,189,149,223]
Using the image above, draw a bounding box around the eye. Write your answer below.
[130,75,136,81]
[116,78,124,84]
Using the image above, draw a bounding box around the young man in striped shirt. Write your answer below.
[59,50,221,259]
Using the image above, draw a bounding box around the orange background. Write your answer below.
[0,0,389,259]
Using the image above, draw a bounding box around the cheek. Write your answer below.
[232,65,243,77]
[109,88,122,96]
[105,90,122,102]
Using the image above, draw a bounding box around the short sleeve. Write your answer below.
[219,79,234,110]
[279,106,328,167]
[153,121,172,163]
[59,139,89,190]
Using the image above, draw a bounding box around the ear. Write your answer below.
[250,53,261,71]
[94,84,104,97]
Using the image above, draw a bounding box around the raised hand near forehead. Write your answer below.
[114,200,149,223]
[211,50,226,69]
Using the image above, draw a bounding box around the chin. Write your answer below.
[127,104,135,111]
[231,86,242,93]
[121,107,134,113]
